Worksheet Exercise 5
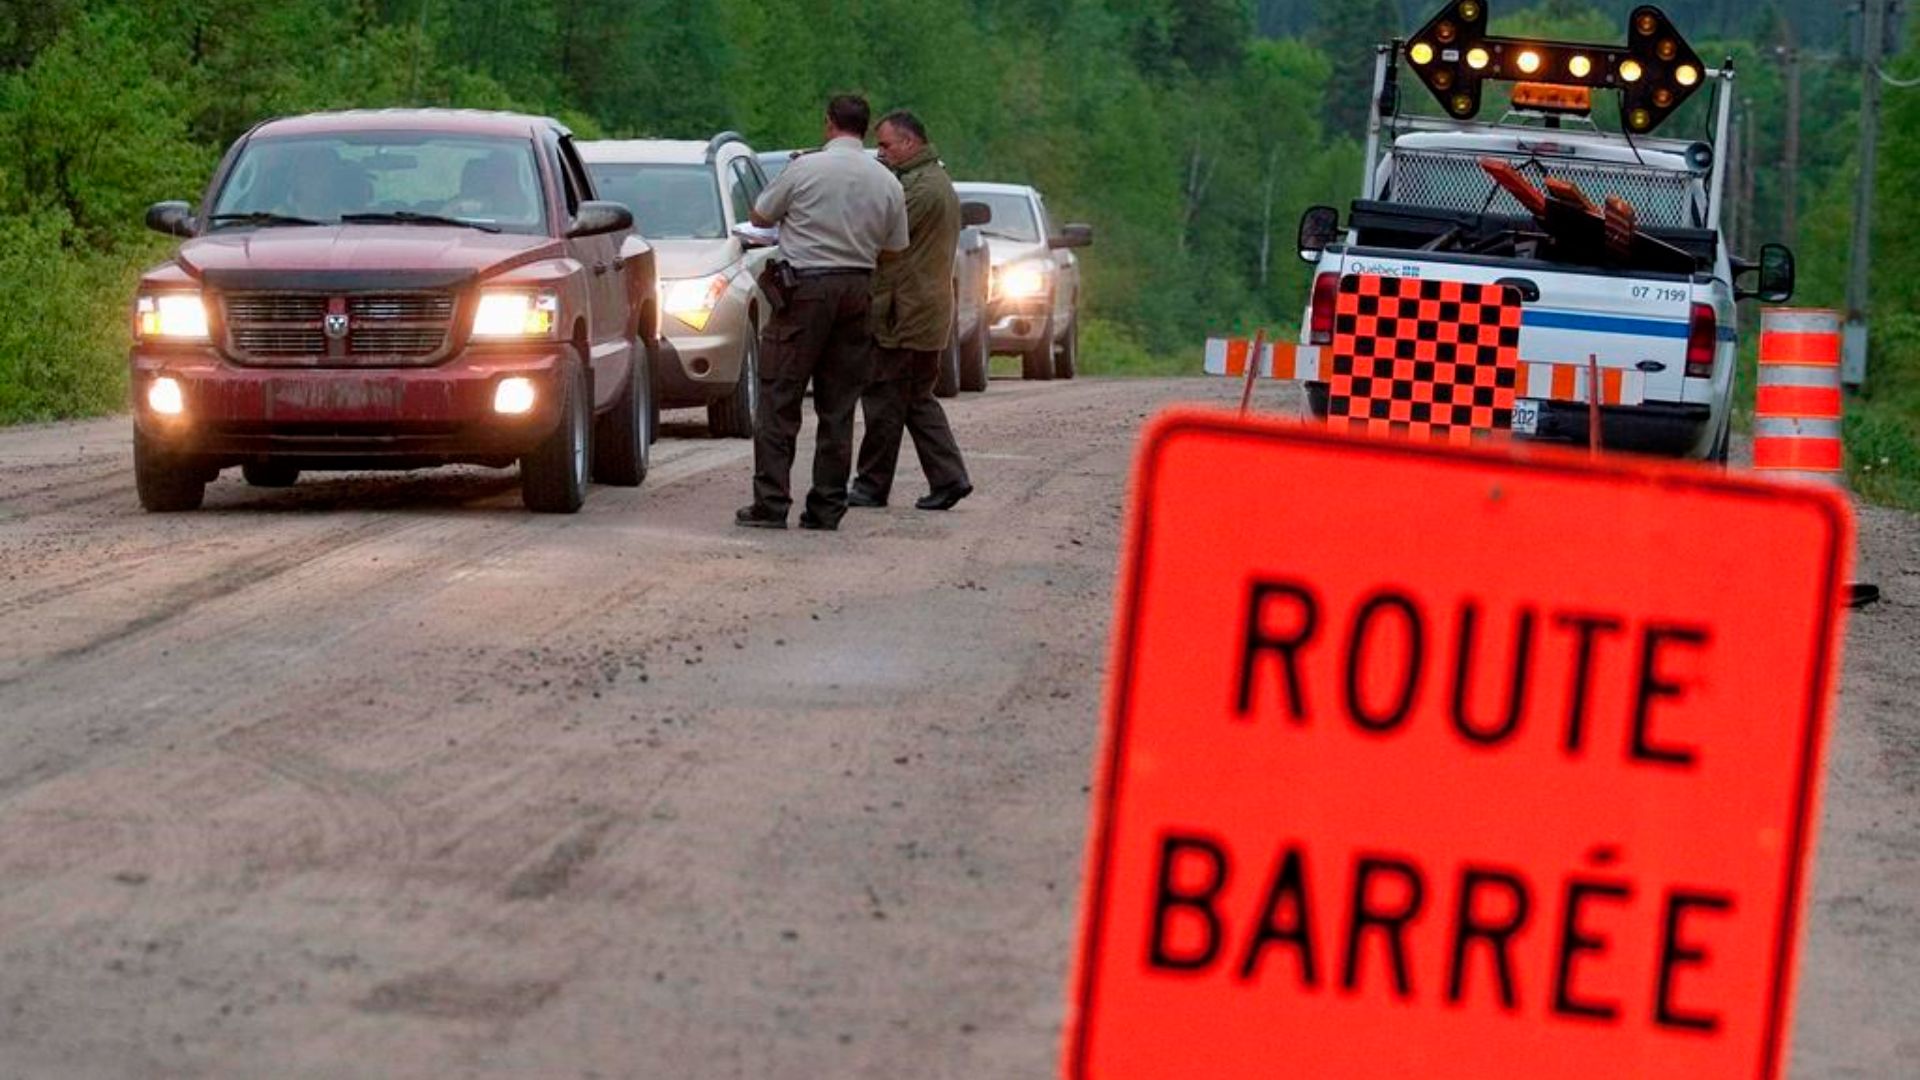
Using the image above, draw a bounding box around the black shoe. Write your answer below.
[915,482,974,511]
[798,513,839,532]
[847,486,888,509]
[735,505,787,529]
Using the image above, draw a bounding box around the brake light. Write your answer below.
[1686,303,1717,379]
[1309,272,1340,346]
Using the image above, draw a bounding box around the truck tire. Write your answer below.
[522,356,590,513]
[1054,314,1079,380]
[960,315,989,392]
[594,342,653,486]
[708,331,757,439]
[1708,417,1731,467]
[1021,314,1055,381]
[134,428,206,512]
[935,309,962,399]
[242,461,300,488]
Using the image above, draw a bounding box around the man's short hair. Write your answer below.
[826,95,871,138]
[878,110,928,144]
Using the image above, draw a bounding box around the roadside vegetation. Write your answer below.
[0,1,1909,504]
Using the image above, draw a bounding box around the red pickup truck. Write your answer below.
[131,109,658,512]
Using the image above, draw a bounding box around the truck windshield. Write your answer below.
[211,134,547,234]
[959,192,1040,242]
[586,164,726,240]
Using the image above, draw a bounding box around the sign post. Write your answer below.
[1066,412,1852,1079]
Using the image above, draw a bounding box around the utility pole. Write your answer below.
[1740,96,1756,255]
[1779,40,1801,246]
[1844,0,1892,388]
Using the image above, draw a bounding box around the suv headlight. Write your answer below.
[134,292,210,341]
[994,260,1052,301]
[472,290,559,339]
[661,274,729,333]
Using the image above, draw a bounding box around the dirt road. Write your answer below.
[0,378,1913,1077]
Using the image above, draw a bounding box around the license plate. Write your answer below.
[1510,398,1542,436]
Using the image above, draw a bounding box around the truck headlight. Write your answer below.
[995,260,1051,301]
[473,290,559,339]
[135,293,210,341]
[661,274,729,333]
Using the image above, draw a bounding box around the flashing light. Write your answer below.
[1402,2,1705,135]
[1511,82,1593,114]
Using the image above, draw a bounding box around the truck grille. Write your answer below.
[1387,149,1701,230]
[222,291,455,366]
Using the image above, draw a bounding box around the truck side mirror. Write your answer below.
[1298,205,1340,263]
[146,201,197,238]
[1049,223,1093,250]
[1737,242,1795,304]
[961,201,992,227]
[568,200,634,239]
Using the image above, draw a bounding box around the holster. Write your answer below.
[758,259,797,314]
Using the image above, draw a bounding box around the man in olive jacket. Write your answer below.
[849,111,973,511]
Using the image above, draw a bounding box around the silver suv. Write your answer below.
[583,133,776,437]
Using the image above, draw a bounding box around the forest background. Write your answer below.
[0,0,1913,503]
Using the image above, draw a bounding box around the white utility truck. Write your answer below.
[1295,1,1796,460]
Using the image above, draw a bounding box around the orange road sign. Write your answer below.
[1066,411,1853,1079]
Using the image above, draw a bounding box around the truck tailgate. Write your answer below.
[1336,251,1692,403]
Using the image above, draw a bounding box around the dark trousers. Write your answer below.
[751,272,873,527]
[855,346,970,500]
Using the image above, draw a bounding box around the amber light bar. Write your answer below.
[1403,2,1706,133]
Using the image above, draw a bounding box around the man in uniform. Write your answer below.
[848,111,974,512]
[736,94,908,531]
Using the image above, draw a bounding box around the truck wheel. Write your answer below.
[1708,417,1731,467]
[960,315,989,392]
[134,428,206,512]
[522,356,590,513]
[708,331,757,439]
[595,342,653,486]
[1054,314,1079,380]
[1021,314,1055,381]
[242,461,300,488]
[935,309,962,399]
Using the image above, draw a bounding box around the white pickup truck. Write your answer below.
[1296,34,1795,460]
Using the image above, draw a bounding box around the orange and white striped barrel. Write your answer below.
[1754,309,1845,485]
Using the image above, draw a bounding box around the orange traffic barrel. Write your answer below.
[1753,308,1845,484]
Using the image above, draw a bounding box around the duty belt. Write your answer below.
[791,266,872,278]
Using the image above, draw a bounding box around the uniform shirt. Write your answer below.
[753,136,908,271]
[871,145,960,352]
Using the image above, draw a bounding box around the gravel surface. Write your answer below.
[0,377,1912,1077]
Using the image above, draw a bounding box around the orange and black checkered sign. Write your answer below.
[1328,275,1522,444]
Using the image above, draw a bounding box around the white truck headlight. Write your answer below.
[473,290,559,339]
[661,275,729,333]
[995,260,1051,301]
[135,293,210,341]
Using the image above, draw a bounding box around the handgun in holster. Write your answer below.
[759,259,797,314]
